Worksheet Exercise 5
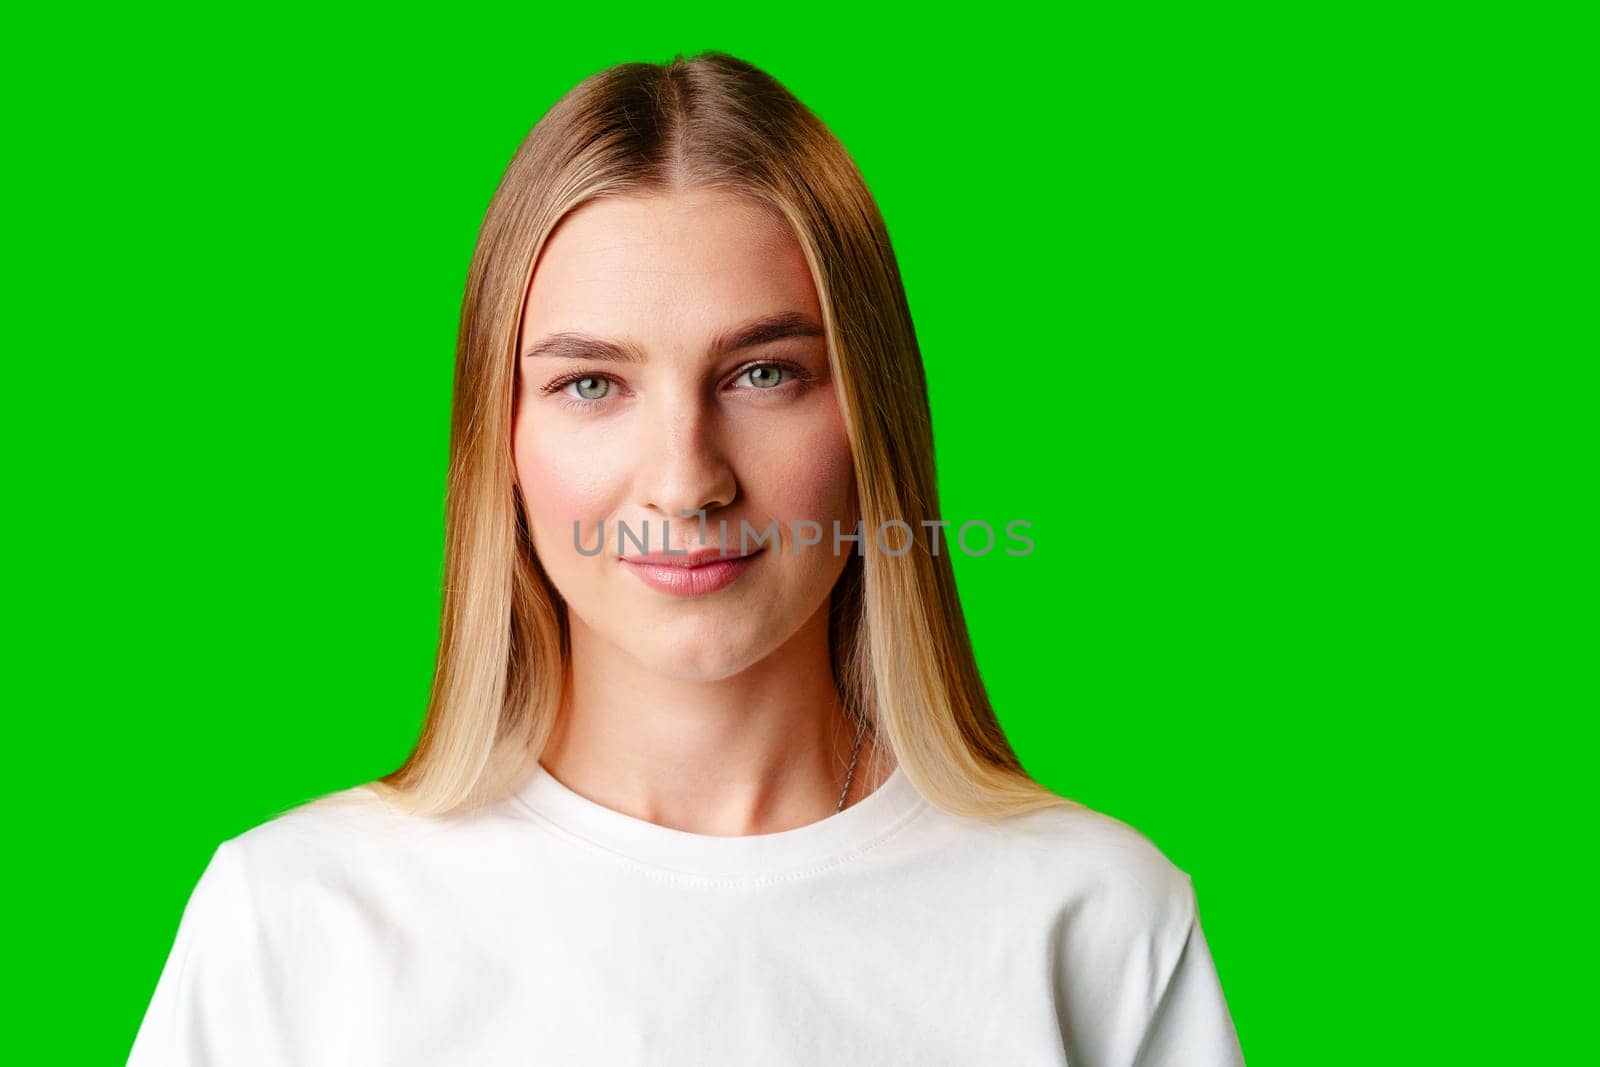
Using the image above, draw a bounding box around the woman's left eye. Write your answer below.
[737,363,794,390]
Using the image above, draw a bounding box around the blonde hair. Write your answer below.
[369,50,1075,821]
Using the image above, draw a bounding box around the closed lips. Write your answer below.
[622,550,752,567]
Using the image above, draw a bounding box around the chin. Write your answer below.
[628,618,779,681]
[634,644,761,684]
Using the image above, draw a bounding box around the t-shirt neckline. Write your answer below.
[511,761,927,882]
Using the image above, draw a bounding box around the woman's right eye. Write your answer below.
[566,376,611,401]
[541,373,616,408]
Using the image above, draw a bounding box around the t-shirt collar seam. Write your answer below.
[507,792,933,889]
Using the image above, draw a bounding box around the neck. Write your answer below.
[539,603,878,836]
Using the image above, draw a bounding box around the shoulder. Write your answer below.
[943,793,1195,907]
[1006,799,1196,925]
[131,786,483,1064]
[164,783,516,989]
[227,781,426,851]
[965,800,1207,1061]
[923,794,1198,958]
[215,781,514,899]
[171,786,414,946]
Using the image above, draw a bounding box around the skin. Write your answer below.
[513,187,884,835]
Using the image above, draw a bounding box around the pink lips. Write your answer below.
[620,547,758,597]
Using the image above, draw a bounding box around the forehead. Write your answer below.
[519,190,822,343]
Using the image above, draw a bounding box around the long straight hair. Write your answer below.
[371,51,1074,821]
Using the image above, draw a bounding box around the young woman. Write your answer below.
[129,51,1245,1066]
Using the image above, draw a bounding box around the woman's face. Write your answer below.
[513,189,857,682]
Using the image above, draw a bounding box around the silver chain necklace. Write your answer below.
[835,717,867,813]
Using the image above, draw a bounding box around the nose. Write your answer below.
[638,388,738,537]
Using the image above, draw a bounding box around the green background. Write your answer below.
[7,4,1587,1063]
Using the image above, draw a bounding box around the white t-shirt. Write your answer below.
[128,764,1245,1066]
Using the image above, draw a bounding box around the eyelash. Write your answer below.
[539,361,815,412]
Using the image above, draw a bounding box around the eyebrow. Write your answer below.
[520,311,825,363]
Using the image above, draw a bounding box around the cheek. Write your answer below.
[514,419,615,562]
[752,409,858,530]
